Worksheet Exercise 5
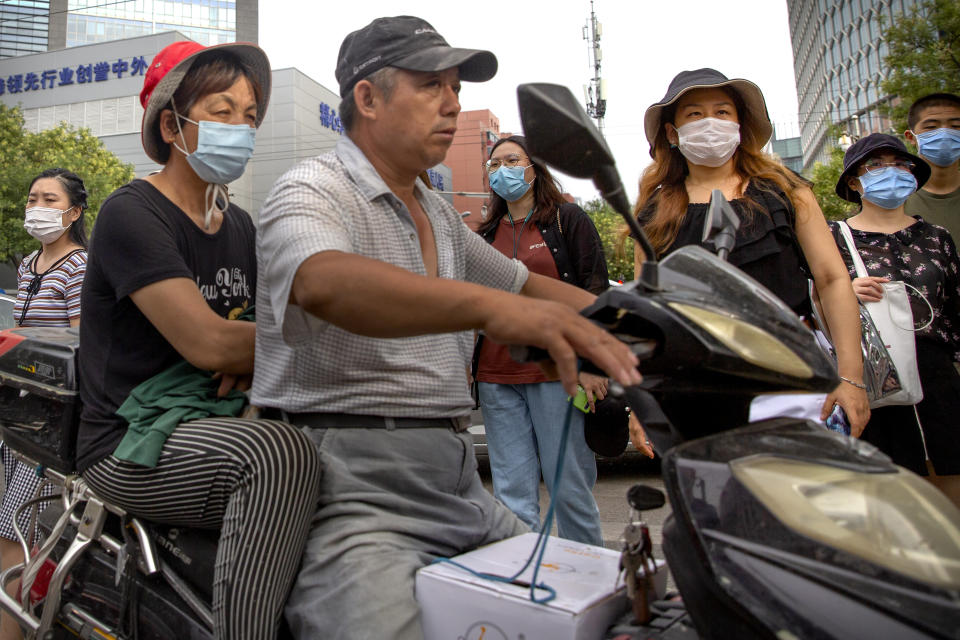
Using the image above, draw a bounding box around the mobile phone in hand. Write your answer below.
[825,404,851,436]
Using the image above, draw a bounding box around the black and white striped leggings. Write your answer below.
[83,418,322,640]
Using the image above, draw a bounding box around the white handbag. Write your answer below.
[836,221,932,407]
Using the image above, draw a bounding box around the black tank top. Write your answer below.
[658,181,813,316]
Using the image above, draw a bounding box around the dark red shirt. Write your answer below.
[477,217,560,384]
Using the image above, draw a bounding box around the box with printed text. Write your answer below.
[416,532,663,640]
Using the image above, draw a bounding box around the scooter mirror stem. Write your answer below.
[702,189,740,262]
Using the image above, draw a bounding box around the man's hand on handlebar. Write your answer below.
[482,297,642,397]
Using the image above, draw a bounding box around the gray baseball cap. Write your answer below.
[335,16,497,98]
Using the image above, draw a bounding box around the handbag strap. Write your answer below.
[836,221,868,278]
[837,221,935,332]
[898,282,935,332]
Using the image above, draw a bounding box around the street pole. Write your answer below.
[582,0,606,134]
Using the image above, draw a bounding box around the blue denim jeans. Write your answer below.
[478,381,603,546]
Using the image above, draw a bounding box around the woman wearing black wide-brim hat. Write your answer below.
[627,68,869,447]
[829,132,960,479]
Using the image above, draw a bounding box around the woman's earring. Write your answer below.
[669,143,678,149]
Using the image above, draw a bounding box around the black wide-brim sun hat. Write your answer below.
[643,68,773,157]
[835,133,931,203]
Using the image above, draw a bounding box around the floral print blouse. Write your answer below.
[828,217,960,362]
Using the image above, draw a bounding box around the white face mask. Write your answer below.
[24,206,73,244]
[675,117,741,167]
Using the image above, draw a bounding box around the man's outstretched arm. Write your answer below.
[290,251,640,395]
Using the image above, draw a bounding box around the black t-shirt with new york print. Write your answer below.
[77,179,257,471]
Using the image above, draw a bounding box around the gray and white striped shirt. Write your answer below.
[251,136,528,417]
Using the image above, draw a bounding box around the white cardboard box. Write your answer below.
[417,533,640,640]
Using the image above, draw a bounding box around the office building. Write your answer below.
[786,0,919,173]
[771,134,804,174]
[2,0,256,59]
[447,109,501,230]
[1,1,51,58]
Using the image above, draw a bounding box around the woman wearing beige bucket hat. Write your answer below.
[627,68,868,448]
[75,41,321,639]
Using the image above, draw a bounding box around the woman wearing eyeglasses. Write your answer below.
[2,167,87,640]
[473,135,608,545]
[830,133,960,477]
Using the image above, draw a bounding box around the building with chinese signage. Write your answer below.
[2,0,257,60]
[0,31,452,222]
[447,109,501,230]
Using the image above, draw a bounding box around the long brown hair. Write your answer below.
[477,136,567,235]
[636,87,806,257]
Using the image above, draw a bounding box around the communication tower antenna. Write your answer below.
[582,0,606,133]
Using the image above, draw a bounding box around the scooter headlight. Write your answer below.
[731,455,960,589]
[668,303,813,379]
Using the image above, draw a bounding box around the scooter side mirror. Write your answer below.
[702,189,740,262]
[628,484,666,512]
[516,83,659,289]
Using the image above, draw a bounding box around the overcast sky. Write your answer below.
[260,0,801,204]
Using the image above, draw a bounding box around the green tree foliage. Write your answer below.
[0,103,134,266]
[809,125,860,221]
[583,198,634,282]
[881,0,960,132]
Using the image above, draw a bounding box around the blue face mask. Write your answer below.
[173,108,256,185]
[859,167,917,210]
[489,165,533,202]
[914,128,960,167]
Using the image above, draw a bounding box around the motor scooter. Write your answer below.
[513,82,960,640]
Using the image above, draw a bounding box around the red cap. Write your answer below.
[139,41,206,110]
[139,40,271,164]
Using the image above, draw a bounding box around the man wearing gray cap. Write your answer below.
[252,16,641,638]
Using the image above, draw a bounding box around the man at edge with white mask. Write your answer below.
[251,15,641,639]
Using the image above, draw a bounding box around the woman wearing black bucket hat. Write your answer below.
[829,133,960,478]
[629,68,868,443]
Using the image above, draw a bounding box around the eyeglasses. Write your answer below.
[862,158,916,174]
[484,154,530,173]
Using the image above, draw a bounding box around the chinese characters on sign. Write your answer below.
[0,56,148,97]
[318,102,344,134]
[425,169,444,191]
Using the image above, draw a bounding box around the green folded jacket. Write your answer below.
[113,360,248,467]
[112,306,254,468]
